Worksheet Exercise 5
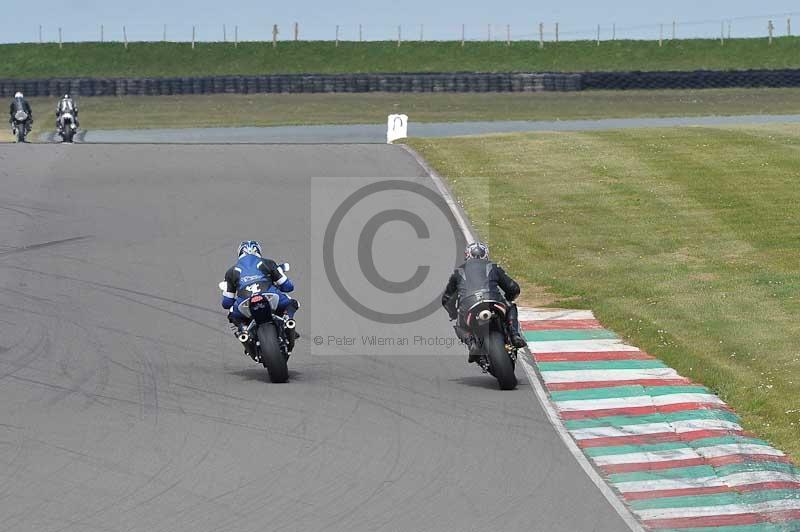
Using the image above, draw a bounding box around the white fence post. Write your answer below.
[335,25,339,47]
[272,24,278,47]
[100,24,104,43]
[58,27,62,48]
[555,22,559,44]
[359,24,363,42]
[223,24,227,42]
[506,24,510,46]
[672,20,676,40]
[39,25,42,44]
[235,25,238,47]
[596,24,600,46]
[163,24,167,42]
[659,24,663,47]
[720,21,724,45]
[192,25,196,49]
[421,24,424,41]
[461,24,465,47]
[612,23,616,41]
[294,22,299,41]
[124,25,128,49]
[539,22,544,48]
[768,20,774,45]
[788,17,792,37]
[398,25,402,47]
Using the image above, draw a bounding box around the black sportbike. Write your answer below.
[219,280,296,383]
[461,298,519,390]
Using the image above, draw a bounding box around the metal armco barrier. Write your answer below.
[2,69,800,97]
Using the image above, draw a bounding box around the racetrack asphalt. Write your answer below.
[0,143,629,531]
[71,113,800,144]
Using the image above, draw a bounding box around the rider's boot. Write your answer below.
[507,304,527,349]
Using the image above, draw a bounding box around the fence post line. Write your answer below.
[659,24,663,47]
[234,25,238,47]
[123,25,128,49]
[461,24,465,47]
[272,24,278,48]
[555,22,559,44]
[191,25,195,49]
[596,24,600,46]
[768,20,774,45]
[58,27,62,49]
[335,25,339,47]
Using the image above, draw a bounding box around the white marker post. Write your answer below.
[387,114,408,144]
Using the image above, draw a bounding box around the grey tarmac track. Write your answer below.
[72,113,800,144]
[0,143,628,532]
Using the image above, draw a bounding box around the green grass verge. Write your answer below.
[16,88,800,131]
[408,124,800,460]
[4,38,800,78]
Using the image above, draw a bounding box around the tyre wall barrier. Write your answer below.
[0,73,581,96]
[2,69,800,97]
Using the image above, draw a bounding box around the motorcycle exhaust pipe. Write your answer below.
[237,332,250,343]
[285,319,296,330]
[477,309,493,321]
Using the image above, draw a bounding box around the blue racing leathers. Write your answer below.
[221,255,297,321]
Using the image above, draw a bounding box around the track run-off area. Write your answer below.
[0,143,631,532]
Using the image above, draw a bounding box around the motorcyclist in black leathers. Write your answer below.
[8,92,33,134]
[442,242,527,363]
[55,93,79,131]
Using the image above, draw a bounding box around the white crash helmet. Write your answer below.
[464,242,489,260]
[14,92,23,99]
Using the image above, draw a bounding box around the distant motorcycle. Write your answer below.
[11,110,29,143]
[57,112,77,143]
[463,298,518,390]
[218,267,296,383]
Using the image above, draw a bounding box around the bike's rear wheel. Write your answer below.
[484,331,517,390]
[257,324,289,383]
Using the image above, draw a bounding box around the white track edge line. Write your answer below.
[520,356,646,532]
[405,142,644,532]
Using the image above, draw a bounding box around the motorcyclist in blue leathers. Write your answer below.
[221,240,299,354]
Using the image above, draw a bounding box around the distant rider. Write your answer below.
[8,92,33,133]
[55,93,79,130]
[442,242,527,363]
[221,240,299,355]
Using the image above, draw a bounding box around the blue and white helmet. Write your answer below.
[237,240,262,258]
[465,241,489,260]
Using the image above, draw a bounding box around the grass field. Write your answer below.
[10,88,800,131]
[408,124,800,460]
[4,38,800,78]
